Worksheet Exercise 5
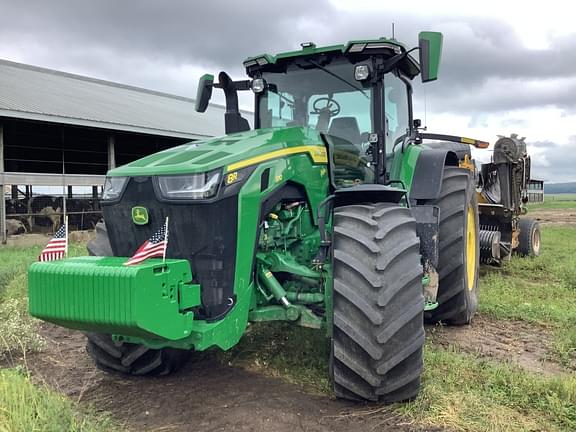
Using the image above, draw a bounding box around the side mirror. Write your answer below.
[418,31,443,83]
[195,74,214,112]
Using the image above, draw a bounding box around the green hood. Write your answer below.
[108,127,327,177]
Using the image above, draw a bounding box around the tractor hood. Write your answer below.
[108,127,327,177]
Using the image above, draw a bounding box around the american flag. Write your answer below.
[124,218,169,266]
[38,222,68,262]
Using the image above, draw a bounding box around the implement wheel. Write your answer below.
[331,204,425,403]
[517,218,541,257]
[86,221,190,376]
[425,167,479,325]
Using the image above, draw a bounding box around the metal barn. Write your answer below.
[0,59,230,241]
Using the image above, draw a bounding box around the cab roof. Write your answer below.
[243,37,420,79]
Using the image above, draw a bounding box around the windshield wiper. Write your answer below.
[305,59,369,99]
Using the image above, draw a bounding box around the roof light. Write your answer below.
[243,59,258,67]
[300,42,316,49]
[256,57,268,66]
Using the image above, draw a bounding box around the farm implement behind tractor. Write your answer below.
[29,31,488,403]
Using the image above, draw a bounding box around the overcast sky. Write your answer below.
[0,0,574,182]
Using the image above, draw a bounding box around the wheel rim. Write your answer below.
[532,227,541,255]
[466,205,477,291]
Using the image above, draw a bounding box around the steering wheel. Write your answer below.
[311,97,341,116]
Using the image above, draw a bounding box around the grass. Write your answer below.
[0,243,87,360]
[0,367,117,432]
[480,226,576,366]
[528,194,576,210]
[0,242,120,432]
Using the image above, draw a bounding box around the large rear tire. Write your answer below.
[331,204,425,403]
[425,167,479,325]
[86,222,190,376]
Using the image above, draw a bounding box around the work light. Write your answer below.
[251,78,266,93]
[354,64,371,81]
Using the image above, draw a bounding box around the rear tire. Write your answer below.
[517,218,541,257]
[86,222,190,376]
[425,167,479,325]
[331,204,425,403]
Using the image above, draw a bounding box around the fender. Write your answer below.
[409,149,459,202]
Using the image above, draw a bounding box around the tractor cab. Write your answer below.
[196,34,443,187]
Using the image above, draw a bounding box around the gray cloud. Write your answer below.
[2,1,576,112]
[0,1,575,181]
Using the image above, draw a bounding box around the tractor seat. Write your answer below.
[327,117,362,148]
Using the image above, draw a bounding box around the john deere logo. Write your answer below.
[131,206,149,225]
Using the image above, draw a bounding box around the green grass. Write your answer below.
[528,194,576,210]
[0,243,119,432]
[0,368,118,432]
[0,244,87,360]
[399,347,576,431]
[480,226,576,366]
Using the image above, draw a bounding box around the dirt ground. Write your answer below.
[529,208,576,225]
[429,315,571,375]
[24,324,439,432]
[20,314,571,432]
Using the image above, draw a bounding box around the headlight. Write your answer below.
[157,171,221,200]
[102,176,128,200]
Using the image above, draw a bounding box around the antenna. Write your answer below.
[424,85,428,130]
[392,22,395,39]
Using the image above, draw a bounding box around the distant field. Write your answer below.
[545,193,576,201]
[529,193,576,210]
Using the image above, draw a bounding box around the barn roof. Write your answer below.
[0,58,240,139]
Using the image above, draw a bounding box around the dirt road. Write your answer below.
[529,208,576,225]
[26,325,437,432]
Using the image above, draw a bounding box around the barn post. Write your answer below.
[0,122,6,244]
[108,134,116,169]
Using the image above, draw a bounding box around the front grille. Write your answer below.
[102,177,238,319]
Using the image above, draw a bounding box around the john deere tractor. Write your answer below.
[29,32,485,403]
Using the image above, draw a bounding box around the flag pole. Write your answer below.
[65,215,69,258]
[162,216,169,264]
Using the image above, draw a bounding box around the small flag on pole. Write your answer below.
[124,218,169,266]
[38,218,68,262]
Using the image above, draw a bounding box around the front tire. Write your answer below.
[86,222,190,376]
[331,204,425,403]
[425,167,479,325]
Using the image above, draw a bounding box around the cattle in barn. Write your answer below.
[6,218,27,235]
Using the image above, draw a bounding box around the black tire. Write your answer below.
[425,167,479,325]
[86,222,190,376]
[517,218,541,257]
[87,221,113,256]
[86,333,190,376]
[331,203,425,403]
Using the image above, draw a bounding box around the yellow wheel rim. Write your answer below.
[466,206,477,291]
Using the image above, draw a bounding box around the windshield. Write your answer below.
[258,59,375,186]
[258,59,372,134]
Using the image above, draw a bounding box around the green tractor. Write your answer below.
[29,32,486,403]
